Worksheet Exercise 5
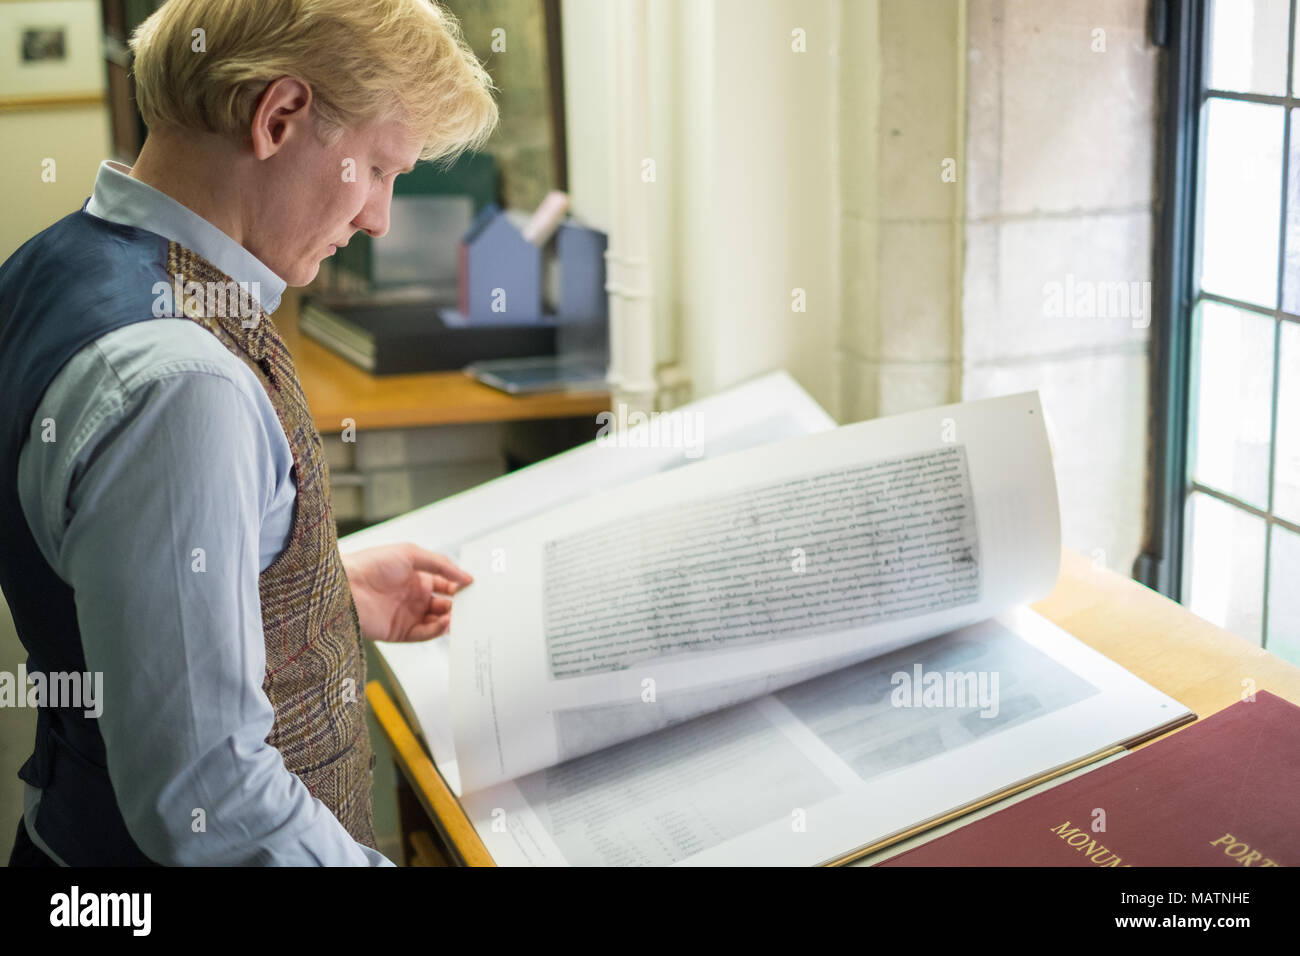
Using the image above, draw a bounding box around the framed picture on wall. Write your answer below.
[0,0,104,109]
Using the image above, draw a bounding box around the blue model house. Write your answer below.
[458,204,543,323]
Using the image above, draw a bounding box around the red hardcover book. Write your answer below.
[879,690,1299,867]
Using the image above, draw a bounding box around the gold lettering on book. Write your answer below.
[1048,821,1130,867]
[1209,833,1282,867]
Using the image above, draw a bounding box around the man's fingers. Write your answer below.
[430,574,458,595]
[401,615,450,642]
[405,544,474,585]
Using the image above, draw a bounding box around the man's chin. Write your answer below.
[280,260,322,288]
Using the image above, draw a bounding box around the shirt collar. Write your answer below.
[84,160,286,314]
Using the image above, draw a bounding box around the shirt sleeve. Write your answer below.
[45,363,392,866]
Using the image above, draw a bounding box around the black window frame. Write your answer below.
[1142,0,1300,655]
[1137,0,1204,600]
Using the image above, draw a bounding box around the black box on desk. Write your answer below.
[300,295,557,375]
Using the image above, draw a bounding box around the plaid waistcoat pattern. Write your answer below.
[167,241,377,849]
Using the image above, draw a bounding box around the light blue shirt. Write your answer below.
[16,160,392,866]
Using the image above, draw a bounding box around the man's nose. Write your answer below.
[354,188,392,240]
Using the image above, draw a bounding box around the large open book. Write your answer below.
[340,372,1194,866]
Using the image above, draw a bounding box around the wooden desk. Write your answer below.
[273,288,610,434]
[366,549,1300,867]
[1035,551,1300,728]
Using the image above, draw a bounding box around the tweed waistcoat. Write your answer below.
[166,241,377,849]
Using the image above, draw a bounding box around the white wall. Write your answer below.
[559,0,616,233]
[0,106,109,259]
[0,0,109,260]
[685,0,837,412]
[961,0,1158,575]
[836,0,966,423]
[560,0,839,414]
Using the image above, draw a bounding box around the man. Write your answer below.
[0,0,498,865]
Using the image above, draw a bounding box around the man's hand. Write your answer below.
[341,542,473,642]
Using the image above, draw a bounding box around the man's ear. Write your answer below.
[249,76,313,160]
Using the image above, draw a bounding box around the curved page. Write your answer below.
[349,369,838,790]
[450,391,1060,794]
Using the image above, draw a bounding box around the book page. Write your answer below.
[458,608,1191,866]
[450,392,1061,794]
[342,370,837,783]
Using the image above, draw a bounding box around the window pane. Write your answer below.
[1275,321,1300,521]
[1199,98,1284,307]
[1285,108,1300,313]
[1267,524,1300,665]
[1190,302,1275,508]
[1295,3,1300,96]
[1207,0,1289,95]
[1184,492,1266,643]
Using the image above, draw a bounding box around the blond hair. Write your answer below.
[130,0,499,166]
